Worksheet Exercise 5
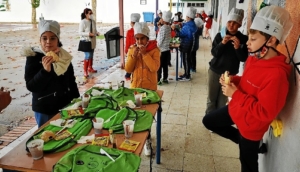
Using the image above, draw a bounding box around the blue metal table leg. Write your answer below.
[180,51,182,68]
[176,48,179,81]
[156,101,162,164]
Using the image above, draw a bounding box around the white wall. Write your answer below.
[0,0,211,23]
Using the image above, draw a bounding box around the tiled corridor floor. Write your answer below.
[137,38,241,172]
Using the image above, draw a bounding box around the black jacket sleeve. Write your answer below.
[211,33,226,58]
[25,55,56,92]
[234,34,249,62]
[68,63,80,99]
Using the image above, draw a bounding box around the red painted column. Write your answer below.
[119,0,125,68]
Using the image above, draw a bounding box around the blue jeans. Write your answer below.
[84,50,94,60]
[34,111,55,128]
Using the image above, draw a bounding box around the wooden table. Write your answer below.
[170,44,180,81]
[0,90,163,171]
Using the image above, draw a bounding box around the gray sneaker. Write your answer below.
[178,77,190,81]
[143,139,151,156]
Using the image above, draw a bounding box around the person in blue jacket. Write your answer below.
[21,20,80,127]
[175,7,197,81]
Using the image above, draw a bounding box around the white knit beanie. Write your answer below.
[38,20,60,39]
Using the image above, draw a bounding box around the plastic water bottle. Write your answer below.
[39,13,44,21]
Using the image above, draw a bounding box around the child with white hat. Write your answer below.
[205,7,248,115]
[154,10,163,37]
[175,7,197,81]
[190,18,204,73]
[125,22,160,91]
[203,6,293,172]
[124,13,141,81]
[22,19,80,127]
[157,10,172,85]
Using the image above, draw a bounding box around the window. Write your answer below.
[140,0,146,5]
[187,3,205,7]
[168,2,184,7]
[211,0,218,20]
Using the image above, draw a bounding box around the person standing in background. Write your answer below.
[196,10,204,38]
[190,18,204,73]
[201,10,207,21]
[175,7,197,81]
[79,8,100,77]
[157,10,172,85]
[203,11,213,39]
[154,10,162,38]
[124,13,141,81]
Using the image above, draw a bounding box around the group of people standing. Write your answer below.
[16,4,294,171]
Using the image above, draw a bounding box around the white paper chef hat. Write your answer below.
[131,13,141,22]
[207,11,212,16]
[38,20,60,39]
[162,10,172,23]
[173,16,179,22]
[186,7,197,19]
[227,8,244,25]
[157,10,162,14]
[250,5,293,44]
[194,18,204,27]
[134,22,150,38]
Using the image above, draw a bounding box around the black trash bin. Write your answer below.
[104,27,123,59]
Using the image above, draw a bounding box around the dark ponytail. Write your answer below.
[81,13,85,20]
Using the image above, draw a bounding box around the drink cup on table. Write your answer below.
[82,93,90,108]
[27,139,44,160]
[93,118,104,134]
[123,120,135,139]
[134,94,143,108]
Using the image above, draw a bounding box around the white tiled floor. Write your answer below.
[138,38,241,172]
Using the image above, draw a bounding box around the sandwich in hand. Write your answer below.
[224,71,230,84]
[46,51,59,62]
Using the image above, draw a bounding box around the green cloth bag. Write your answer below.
[26,119,92,153]
[86,87,161,106]
[53,145,141,172]
[95,107,153,133]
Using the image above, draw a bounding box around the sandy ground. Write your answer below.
[0,23,132,136]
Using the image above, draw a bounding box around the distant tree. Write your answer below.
[31,0,40,24]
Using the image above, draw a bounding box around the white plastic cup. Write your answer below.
[82,93,90,108]
[27,139,44,160]
[93,118,104,134]
[123,120,135,139]
[134,94,143,108]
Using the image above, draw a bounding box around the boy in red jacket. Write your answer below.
[124,13,141,80]
[203,6,293,172]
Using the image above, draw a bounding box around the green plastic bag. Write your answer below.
[53,145,141,172]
